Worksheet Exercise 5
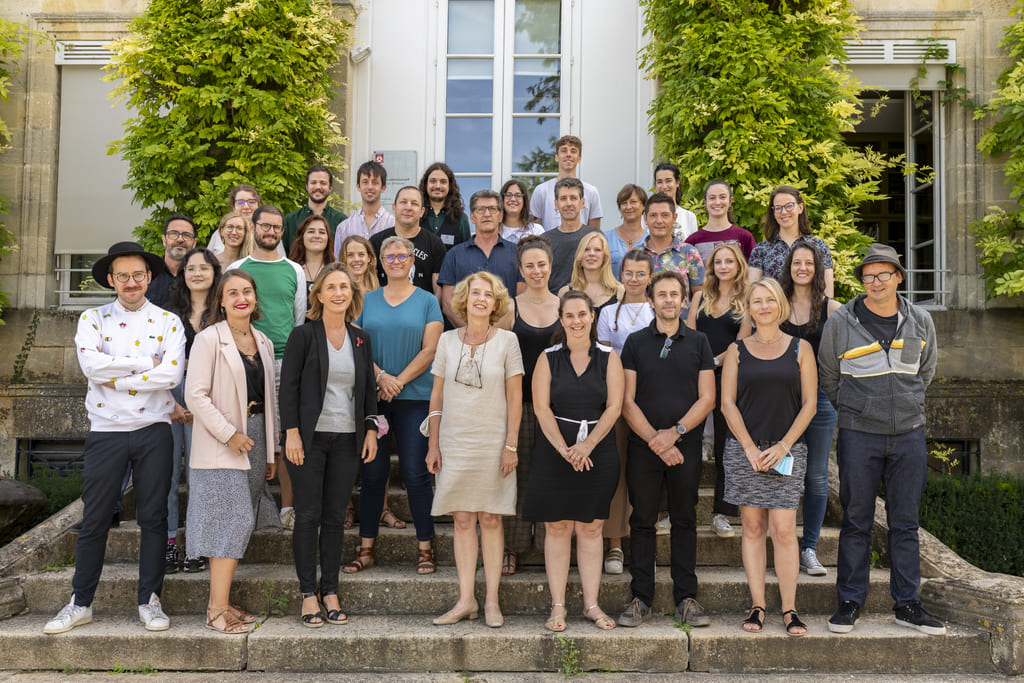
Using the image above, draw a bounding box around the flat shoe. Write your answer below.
[583,604,616,630]
[206,607,248,635]
[380,509,407,529]
[545,603,567,632]
[343,546,375,574]
[228,604,256,624]
[743,605,765,633]
[433,601,479,625]
[501,550,517,576]
[783,609,807,637]
[485,602,504,628]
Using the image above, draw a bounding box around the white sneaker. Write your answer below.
[655,514,671,535]
[279,507,295,531]
[604,547,624,574]
[711,514,735,538]
[139,593,170,631]
[701,441,713,462]
[43,595,92,634]
[800,547,828,576]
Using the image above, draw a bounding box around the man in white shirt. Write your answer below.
[529,135,603,231]
[333,160,396,255]
[45,242,185,635]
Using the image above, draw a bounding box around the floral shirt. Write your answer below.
[749,235,833,281]
[642,237,706,319]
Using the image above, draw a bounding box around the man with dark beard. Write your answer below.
[282,164,348,253]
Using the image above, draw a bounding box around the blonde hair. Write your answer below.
[217,211,254,259]
[742,277,790,329]
[699,243,749,321]
[306,263,363,323]
[451,271,510,325]
[568,232,619,296]
[340,235,380,292]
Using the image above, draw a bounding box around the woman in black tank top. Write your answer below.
[721,278,818,637]
[779,241,842,578]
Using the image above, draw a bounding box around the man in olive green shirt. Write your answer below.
[282,164,348,253]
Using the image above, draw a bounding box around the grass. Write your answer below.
[42,554,76,572]
[553,633,583,678]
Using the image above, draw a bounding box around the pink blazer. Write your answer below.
[185,321,277,470]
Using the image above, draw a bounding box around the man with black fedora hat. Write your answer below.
[818,243,945,636]
[44,241,185,635]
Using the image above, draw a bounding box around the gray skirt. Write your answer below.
[186,415,280,559]
[723,437,807,510]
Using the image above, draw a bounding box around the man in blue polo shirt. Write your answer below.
[438,189,520,327]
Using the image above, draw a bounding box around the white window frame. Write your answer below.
[906,90,947,308]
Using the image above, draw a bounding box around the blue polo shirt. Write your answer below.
[437,237,520,295]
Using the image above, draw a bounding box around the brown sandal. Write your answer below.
[227,604,256,624]
[380,508,407,529]
[417,547,436,574]
[206,606,249,634]
[344,500,355,530]
[501,550,517,576]
[343,545,375,573]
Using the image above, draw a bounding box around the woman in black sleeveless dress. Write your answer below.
[523,291,623,632]
[721,278,817,637]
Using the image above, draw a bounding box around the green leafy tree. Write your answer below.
[640,0,902,299]
[973,1,1024,305]
[107,0,351,250]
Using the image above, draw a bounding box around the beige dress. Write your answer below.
[430,328,524,515]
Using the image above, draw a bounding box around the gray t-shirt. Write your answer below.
[546,225,601,293]
[315,332,356,433]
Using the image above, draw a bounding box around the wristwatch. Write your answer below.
[675,423,687,437]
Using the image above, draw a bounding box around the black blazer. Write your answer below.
[279,319,377,454]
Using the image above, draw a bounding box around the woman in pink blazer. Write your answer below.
[185,269,278,635]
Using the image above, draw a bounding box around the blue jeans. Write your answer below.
[358,399,435,542]
[836,427,927,608]
[801,388,836,551]
[167,383,192,539]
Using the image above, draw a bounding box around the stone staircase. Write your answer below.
[0,456,1000,674]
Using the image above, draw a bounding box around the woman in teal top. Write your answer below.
[346,236,444,575]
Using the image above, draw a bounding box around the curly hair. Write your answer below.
[419,162,464,223]
[451,271,511,325]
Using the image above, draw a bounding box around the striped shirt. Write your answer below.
[333,207,396,258]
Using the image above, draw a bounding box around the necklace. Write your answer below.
[753,331,784,344]
[304,262,324,281]
[229,323,251,337]
[463,325,492,346]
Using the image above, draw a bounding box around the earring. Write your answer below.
[220,306,225,314]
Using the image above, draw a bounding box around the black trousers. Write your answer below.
[626,433,702,606]
[73,423,173,607]
[286,431,360,595]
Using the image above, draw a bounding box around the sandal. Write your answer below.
[343,545,376,574]
[417,547,436,574]
[227,604,256,624]
[583,604,616,630]
[743,605,766,633]
[380,508,407,529]
[319,591,349,625]
[300,592,324,628]
[783,609,807,637]
[344,500,355,530]
[545,603,567,632]
[206,606,249,634]
[502,550,517,576]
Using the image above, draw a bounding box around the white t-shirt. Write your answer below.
[530,177,604,231]
[596,301,654,355]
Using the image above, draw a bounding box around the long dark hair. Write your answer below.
[210,269,261,325]
[761,184,811,242]
[779,238,826,333]
[419,162,464,222]
[550,290,598,345]
[168,248,221,330]
[500,179,531,225]
[287,214,335,266]
[704,178,737,224]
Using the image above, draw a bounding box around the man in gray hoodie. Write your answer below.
[818,244,945,636]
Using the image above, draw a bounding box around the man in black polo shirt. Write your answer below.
[618,270,716,627]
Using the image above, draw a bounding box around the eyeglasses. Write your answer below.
[861,271,898,284]
[255,222,283,233]
[772,202,797,214]
[112,271,148,283]
[503,192,524,200]
[473,206,501,215]
[383,253,410,264]
[222,224,246,234]
[234,198,259,207]
[165,230,195,242]
[621,270,648,281]
[659,336,673,359]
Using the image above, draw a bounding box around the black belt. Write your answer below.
[247,401,265,417]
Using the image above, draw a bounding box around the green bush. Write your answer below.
[0,467,83,547]
[920,473,1024,576]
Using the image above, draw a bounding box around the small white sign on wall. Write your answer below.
[373,151,418,208]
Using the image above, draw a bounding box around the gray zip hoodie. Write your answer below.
[818,293,937,436]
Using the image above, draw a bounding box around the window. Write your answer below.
[442,0,566,195]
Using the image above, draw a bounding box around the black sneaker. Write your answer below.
[894,601,947,635]
[182,555,207,573]
[164,543,181,574]
[617,597,651,627]
[827,600,860,633]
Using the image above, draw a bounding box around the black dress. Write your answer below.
[522,342,619,523]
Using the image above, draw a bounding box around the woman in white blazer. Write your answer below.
[185,269,278,635]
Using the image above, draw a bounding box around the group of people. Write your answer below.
[44,133,945,640]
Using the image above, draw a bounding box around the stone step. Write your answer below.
[23,563,897,617]
[0,610,991,674]
[101,521,841,568]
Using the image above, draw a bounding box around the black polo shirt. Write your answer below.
[620,319,714,443]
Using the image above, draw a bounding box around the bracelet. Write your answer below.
[503,444,517,452]
[375,370,385,383]
[427,410,442,419]
[778,439,792,455]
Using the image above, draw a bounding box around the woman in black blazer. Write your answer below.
[280,263,378,628]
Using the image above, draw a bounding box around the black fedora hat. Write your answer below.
[853,243,907,282]
[91,242,167,289]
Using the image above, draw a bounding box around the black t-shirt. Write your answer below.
[370,227,447,294]
[620,319,715,443]
[854,298,898,351]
